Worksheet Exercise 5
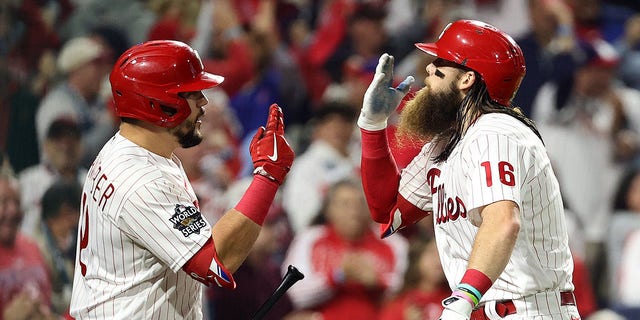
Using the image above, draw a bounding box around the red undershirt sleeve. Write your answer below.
[182,237,236,289]
[360,128,401,224]
[361,129,432,238]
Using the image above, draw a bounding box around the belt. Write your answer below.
[470,291,576,320]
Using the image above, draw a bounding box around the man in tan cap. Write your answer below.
[36,36,116,167]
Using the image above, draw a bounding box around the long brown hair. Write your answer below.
[432,74,542,163]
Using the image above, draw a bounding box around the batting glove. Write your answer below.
[250,104,295,185]
[438,295,473,320]
[358,53,414,131]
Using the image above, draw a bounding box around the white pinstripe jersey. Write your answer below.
[399,113,575,302]
[70,132,211,319]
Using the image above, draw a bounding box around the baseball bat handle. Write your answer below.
[251,265,304,320]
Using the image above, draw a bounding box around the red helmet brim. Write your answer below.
[415,43,439,58]
[167,72,225,93]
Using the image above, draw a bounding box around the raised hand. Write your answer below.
[358,53,414,131]
[250,104,295,185]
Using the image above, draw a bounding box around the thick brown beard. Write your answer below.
[396,83,462,143]
[172,117,203,148]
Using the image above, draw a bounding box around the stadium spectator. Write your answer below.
[18,118,86,239]
[606,166,640,309]
[35,36,116,167]
[513,0,580,116]
[615,14,640,91]
[531,37,640,298]
[193,0,256,98]
[0,162,56,320]
[378,238,449,320]
[34,180,81,317]
[282,179,408,320]
[282,102,359,233]
[616,229,640,316]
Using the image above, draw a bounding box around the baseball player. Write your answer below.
[69,40,295,319]
[358,20,581,319]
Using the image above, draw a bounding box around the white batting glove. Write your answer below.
[358,53,414,131]
[438,296,473,320]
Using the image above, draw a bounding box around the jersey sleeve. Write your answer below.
[463,133,525,211]
[118,178,211,272]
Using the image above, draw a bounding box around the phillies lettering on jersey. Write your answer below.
[395,113,574,303]
[427,168,468,224]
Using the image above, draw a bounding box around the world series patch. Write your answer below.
[170,204,207,237]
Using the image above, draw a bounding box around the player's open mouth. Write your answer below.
[197,109,205,123]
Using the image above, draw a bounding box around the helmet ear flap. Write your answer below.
[158,103,178,117]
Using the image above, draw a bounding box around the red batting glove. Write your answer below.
[250,104,295,185]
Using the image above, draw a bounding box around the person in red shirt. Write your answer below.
[379,238,450,320]
[0,162,55,320]
[282,179,408,320]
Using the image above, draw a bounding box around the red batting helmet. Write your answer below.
[109,40,224,128]
[416,20,526,106]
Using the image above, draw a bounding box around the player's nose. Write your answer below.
[198,95,209,108]
[425,63,436,78]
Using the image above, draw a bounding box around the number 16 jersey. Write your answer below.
[399,113,575,303]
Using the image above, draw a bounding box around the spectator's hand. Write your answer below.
[358,53,414,131]
[404,304,424,320]
[437,296,472,320]
[544,0,573,26]
[288,19,310,49]
[250,104,295,185]
[624,14,640,49]
[342,252,378,287]
[283,311,323,320]
[252,0,275,35]
[212,0,240,33]
[421,0,446,24]
[543,0,575,52]
[3,292,41,320]
[614,129,639,162]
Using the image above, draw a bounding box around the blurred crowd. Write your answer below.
[2,0,640,319]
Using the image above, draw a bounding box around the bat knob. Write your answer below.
[286,265,304,281]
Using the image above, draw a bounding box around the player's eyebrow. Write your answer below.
[433,58,463,69]
[433,59,454,78]
[178,91,203,99]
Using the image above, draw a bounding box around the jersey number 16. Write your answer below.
[480,161,515,187]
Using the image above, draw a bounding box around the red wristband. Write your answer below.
[460,268,493,296]
[233,175,278,225]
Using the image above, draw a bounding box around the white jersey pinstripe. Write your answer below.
[70,132,211,319]
[399,113,574,303]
